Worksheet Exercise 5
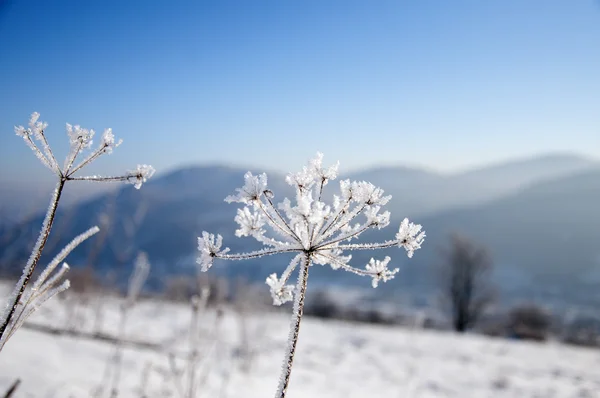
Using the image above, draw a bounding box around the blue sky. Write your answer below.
[1,0,599,185]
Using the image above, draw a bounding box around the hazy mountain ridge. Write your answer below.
[348,153,598,218]
[1,153,599,307]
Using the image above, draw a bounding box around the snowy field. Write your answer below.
[1,289,600,398]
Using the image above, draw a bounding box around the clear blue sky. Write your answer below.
[1,0,599,185]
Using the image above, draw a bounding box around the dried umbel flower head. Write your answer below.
[199,152,425,298]
[13,112,155,187]
[198,152,425,398]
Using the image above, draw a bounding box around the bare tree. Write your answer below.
[436,232,495,333]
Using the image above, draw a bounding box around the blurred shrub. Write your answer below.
[562,315,600,348]
[507,304,552,341]
[305,290,411,326]
[304,290,341,320]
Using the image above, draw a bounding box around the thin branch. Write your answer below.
[216,247,300,261]
[2,378,20,398]
[22,135,56,173]
[63,141,84,174]
[316,178,326,203]
[37,130,61,175]
[318,202,367,244]
[261,196,302,243]
[66,175,133,183]
[320,253,371,277]
[23,322,162,350]
[279,254,302,286]
[5,279,70,343]
[167,353,187,398]
[0,180,65,345]
[334,240,399,252]
[67,144,109,176]
[32,226,100,292]
[315,222,375,250]
[318,195,352,238]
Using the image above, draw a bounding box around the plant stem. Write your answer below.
[186,298,201,398]
[275,254,310,398]
[2,378,20,398]
[0,179,65,343]
[109,305,128,398]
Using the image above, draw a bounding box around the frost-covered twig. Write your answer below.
[149,288,220,398]
[2,378,21,398]
[0,112,154,351]
[21,322,162,350]
[186,288,210,398]
[0,226,100,351]
[94,252,151,398]
[4,226,99,339]
[198,152,426,398]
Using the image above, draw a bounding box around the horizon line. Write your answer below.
[154,150,599,178]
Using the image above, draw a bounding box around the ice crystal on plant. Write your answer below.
[365,256,398,288]
[266,273,295,306]
[396,217,426,258]
[234,207,266,237]
[225,171,268,204]
[197,232,230,272]
[66,123,94,149]
[199,151,425,303]
[127,164,156,189]
[100,128,122,154]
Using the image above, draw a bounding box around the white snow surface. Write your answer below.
[1,289,599,397]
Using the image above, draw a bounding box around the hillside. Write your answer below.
[0,155,599,307]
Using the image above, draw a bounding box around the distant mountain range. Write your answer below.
[347,153,596,217]
[1,153,599,309]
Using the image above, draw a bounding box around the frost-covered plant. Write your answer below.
[198,153,426,398]
[0,226,100,351]
[135,286,227,398]
[94,252,151,398]
[164,287,212,398]
[0,112,155,351]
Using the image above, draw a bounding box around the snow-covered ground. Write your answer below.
[1,290,600,398]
